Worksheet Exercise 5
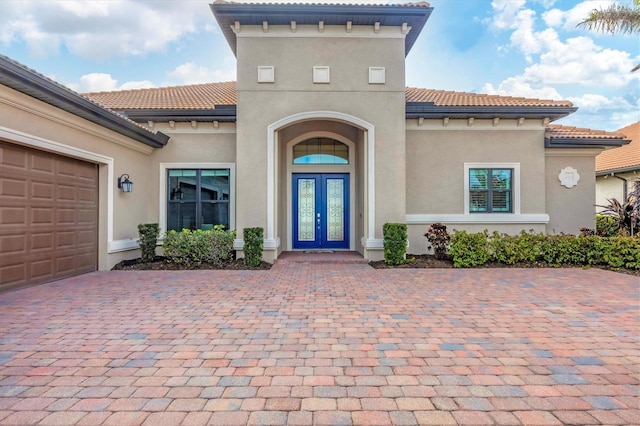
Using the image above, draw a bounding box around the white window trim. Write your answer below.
[159,163,236,237]
[464,162,520,215]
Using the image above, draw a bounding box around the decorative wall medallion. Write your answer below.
[559,167,580,188]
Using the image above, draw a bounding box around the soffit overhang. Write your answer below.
[546,137,631,149]
[119,105,237,122]
[210,1,433,57]
[0,55,170,148]
[406,102,578,121]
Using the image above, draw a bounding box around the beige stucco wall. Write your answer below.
[0,84,158,269]
[405,122,548,253]
[235,27,407,259]
[406,124,547,214]
[545,151,598,234]
[146,122,236,229]
[596,170,639,209]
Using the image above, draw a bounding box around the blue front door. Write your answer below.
[293,173,349,249]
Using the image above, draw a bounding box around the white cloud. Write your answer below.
[0,0,213,60]
[488,0,527,31]
[561,93,639,131]
[482,78,563,100]
[166,60,236,85]
[543,1,614,32]
[67,72,155,93]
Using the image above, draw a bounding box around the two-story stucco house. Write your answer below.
[0,1,630,292]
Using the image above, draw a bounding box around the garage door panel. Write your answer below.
[56,208,76,225]
[56,255,76,276]
[1,177,28,199]
[31,232,54,251]
[0,145,27,168]
[0,262,27,287]
[0,142,98,292]
[32,207,54,225]
[57,184,77,201]
[1,206,27,225]
[78,208,97,224]
[1,233,26,254]
[31,259,55,281]
[31,154,55,174]
[56,230,76,249]
[32,181,54,200]
[78,187,97,203]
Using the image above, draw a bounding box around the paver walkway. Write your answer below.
[0,262,638,425]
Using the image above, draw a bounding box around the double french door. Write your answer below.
[293,173,349,249]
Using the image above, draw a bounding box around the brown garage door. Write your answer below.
[0,141,98,293]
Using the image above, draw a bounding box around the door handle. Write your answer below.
[317,213,321,228]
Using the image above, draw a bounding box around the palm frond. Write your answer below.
[577,3,640,34]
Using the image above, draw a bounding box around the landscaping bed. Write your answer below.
[370,254,640,276]
[111,256,272,271]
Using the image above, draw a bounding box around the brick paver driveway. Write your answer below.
[0,262,638,425]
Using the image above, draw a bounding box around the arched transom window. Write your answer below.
[293,138,349,164]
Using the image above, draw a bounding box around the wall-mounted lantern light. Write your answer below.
[117,174,133,193]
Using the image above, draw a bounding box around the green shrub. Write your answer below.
[578,235,606,266]
[596,214,620,237]
[424,223,450,260]
[383,223,408,265]
[489,231,519,265]
[210,227,237,266]
[540,235,585,265]
[448,230,639,270]
[603,236,640,270]
[449,230,490,267]
[137,223,159,263]
[163,229,213,267]
[243,227,264,267]
[515,230,545,263]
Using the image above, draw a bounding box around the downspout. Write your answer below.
[611,173,628,200]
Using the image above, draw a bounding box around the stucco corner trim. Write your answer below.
[362,238,384,250]
[108,238,140,253]
[234,238,280,251]
[406,214,550,224]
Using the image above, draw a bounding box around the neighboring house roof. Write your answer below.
[595,121,640,175]
[545,125,631,149]
[210,1,433,57]
[0,55,170,148]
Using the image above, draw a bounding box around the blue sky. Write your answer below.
[1,0,638,131]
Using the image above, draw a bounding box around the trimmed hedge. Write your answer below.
[449,230,639,270]
[383,223,408,265]
[243,227,264,267]
[163,227,236,268]
[137,223,159,263]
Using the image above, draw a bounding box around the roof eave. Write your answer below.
[406,103,577,121]
[596,165,640,176]
[211,2,433,57]
[0,55,170,148]
[545,137,631,149]
[119,105,237,123]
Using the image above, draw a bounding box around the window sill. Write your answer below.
[406,214,550,224]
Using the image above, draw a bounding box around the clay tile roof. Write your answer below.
[84,82,578,110]
[546,124,627,140]
[595,121,640,173]
[84,82,237,110]
[405,87,573,107]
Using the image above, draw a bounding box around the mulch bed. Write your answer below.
[111,256,272,271]
[370,254,640,276]
[113,254,638,276]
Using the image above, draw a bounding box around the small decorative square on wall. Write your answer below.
[369,67,386,84]
[313,66,330,84]
[258,66,275,83]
